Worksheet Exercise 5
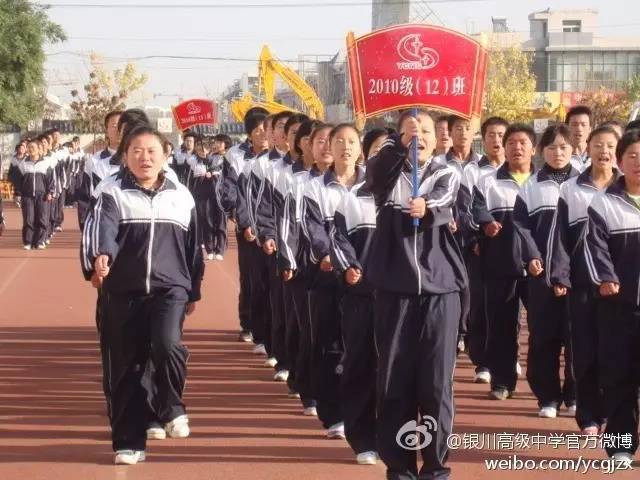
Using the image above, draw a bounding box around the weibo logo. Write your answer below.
[186,102,202,115]
[396,34,439,71]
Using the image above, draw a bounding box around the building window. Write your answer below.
[562,20,582,33]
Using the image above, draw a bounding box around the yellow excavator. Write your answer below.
[231,45,325,121]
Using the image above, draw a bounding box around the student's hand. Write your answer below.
[599,282,620,297]
[400,117,420,148]
[90,272,103,289]
[528,259,544,277]
[553,285,568,297]
[185,302,196,316]
[483,221,502,238]
[282,269,294,282]
[345,267,362,285]
[409,197,427,219]
[205,172,212,179]
[263,239,276,255]
[472,243,480,256]
[46,194,53,202]
[320,255,333,272]
[94,255,110,279]
[448,220,458,234]
[243,227,256,242]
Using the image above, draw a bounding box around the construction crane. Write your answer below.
[231,45,325,121]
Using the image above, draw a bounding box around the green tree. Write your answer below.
[625,73,640,104]
[579,87,630,125]
[0,0,66,127]
[483,45,537,123]
[70,53,148,133]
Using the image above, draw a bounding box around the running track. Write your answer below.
[0,205,635,479]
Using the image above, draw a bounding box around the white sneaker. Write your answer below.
[611,452,634,469]
[214,254,224,261]
[516,362,522,376]
[538,406,558,418]
[474,370,491,384]
[327,422,345,439]
[200,244,205,248]
[303,406,318,417]
[206,253,214,261]
[54,226,63,232]
[164,414,190,438]
[23,245,31,250]
[239,331,253,343]
[288,390,301,399]
[566,404,577,416]
[37,243,46,250]
[356,451,378,465]
[264,357,277,368]
[274,370,289,382]
[146,427,166,440]
[45,238,50,245]
[252,344,267,355]
[114,450,145,465]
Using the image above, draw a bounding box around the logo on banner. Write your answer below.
[397,34,439,71]
[186,102,202,115]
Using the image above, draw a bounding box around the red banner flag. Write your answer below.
[346,24,488,122]
[172,99,217,131]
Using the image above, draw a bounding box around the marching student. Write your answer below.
[257,112,310,380]
[367,110,466,480]
[84,125,203,465]
[566,105,593,172]
[329,128,378,465]
[9,141,27,208]
[250,111,294,374]
[513,124,580,418]
[174,132,197,185]
[209,134,231,260]
[16,139,55,250]
[186,137,217,260]
[279,121,331,417]
[77,110,122,228]
[550,125,620,435]
[303,123,366,441]
[220,108,270,344]
[437,114,482,355]
[463,116,509,384]
[471,124,535,401]
[584,129,640,467]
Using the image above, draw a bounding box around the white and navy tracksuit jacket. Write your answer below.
[303,166,367,272]
[471,163,536,278]
[255,150,293,245]
[16,157,55,198]
[329,184,377,296]
[513,164,580,285]
[366,135,467,295]
[550,167,621,290]
[570,152,591,173]
[278,162,322,276]
[81,170,203,301]
[585,177,640,306]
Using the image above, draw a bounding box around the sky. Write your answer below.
[42,0,640,108]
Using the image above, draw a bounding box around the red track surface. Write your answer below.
[0,204,636,479]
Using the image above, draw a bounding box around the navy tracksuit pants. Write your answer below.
[569,287,604,430]
[526,276,575,409]
[484,275,527,393]
[101,287,189,452]
[339,292,376,455]
[597,300,640,457]
[21,194,49,247]
[309,282,343,429]
[375,291,459,480]
[289,276,316,408]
